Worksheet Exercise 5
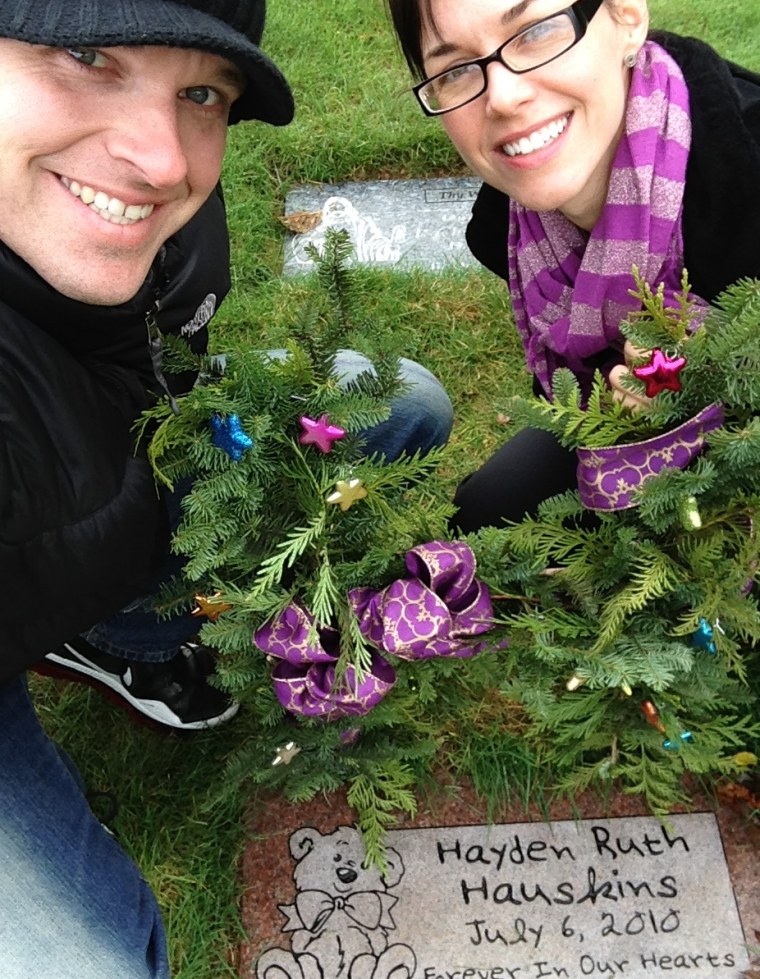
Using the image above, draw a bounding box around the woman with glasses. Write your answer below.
[387,0,760,532]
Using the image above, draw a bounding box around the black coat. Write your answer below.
[1,187,231,683]
[466,32,760,308]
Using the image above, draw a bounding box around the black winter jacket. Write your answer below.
[466,32,760,324]
[1,187,231,684]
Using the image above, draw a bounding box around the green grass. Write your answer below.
[31,1,760,974]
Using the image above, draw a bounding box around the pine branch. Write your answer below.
[616,742,689,814]
[347,765,418,870]
[305,228,361,337]
[248,513,327,597]
[506,368,654,448]
[592,545,686,652]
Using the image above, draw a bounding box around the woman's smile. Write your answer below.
[500,111,570,157]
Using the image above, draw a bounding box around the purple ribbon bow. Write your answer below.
[349,541,494,660]
[576,403,725,511]
[254,604,396,719]
[253,542,494,719]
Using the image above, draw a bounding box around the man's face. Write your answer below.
[0,39,244,305]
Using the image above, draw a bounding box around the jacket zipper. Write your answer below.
[145,299,181,416]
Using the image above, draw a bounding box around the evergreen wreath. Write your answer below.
[140,236,760,866]
[475,270,760,815]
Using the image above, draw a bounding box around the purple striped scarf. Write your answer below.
[507,41,699,398]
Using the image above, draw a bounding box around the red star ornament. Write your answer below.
[299,414,346,453]
[632,349,687,397]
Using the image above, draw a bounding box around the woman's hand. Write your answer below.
[609,341,653,412]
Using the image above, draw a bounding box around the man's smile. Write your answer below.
[60,175,156,225]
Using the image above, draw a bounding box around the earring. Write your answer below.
[624,52,637,68]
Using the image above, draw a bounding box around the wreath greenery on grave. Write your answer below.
[140,230,760,865]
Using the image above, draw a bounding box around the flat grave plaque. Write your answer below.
[282,177,482,275]
[253,812,750,979]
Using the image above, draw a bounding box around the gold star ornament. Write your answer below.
[327,478,367,511]
[191,592,233,622]
[272,742,301,767]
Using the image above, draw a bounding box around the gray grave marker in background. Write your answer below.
[255,813,749,979]
[283,177,482,275]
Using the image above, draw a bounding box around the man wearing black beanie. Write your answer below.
[0,1,452,975]
[0,7,289,974]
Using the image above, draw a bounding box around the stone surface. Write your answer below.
[282,177,482,275]
[241,785,758,979]
[387,815,744,979]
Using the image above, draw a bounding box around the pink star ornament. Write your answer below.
[298,414,346,453]
[632,349,687,397]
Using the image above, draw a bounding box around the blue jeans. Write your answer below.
[0,677,169,978]
[87,351,453,660]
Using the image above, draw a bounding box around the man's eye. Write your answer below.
[67,47,108,68]
[183,86,222,107]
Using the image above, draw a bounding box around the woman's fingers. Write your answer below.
[609,363,653,411]
[623,340,650,367]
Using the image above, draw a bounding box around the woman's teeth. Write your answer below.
[503,116,569,157]
[60,176,155,224]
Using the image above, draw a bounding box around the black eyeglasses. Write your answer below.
[413,0,605,116]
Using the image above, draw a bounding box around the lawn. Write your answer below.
[31,2,760,975]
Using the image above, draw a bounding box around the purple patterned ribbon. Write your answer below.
[576,403,725,511]
[253,542,494,718]
[254,604,396,719]
[270,658,396,719]
[349,541,494,660]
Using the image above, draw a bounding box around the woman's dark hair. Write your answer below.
[387,0,619,82]
[386,0,434,80]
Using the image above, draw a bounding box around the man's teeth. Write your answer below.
[503,116,568,157]
[60,176,155,224]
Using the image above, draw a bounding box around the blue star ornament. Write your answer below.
[210,413,254,462]
[691,617,717,655]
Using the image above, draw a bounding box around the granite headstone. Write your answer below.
[253,813,749,979]
[282,177,482,275]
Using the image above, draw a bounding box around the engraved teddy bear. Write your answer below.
[255,825,416,979]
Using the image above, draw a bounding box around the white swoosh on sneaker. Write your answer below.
[45,646,239,730]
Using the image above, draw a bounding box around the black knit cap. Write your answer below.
[0,0,294,125]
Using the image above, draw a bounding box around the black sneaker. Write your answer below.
[36,637,239,730]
